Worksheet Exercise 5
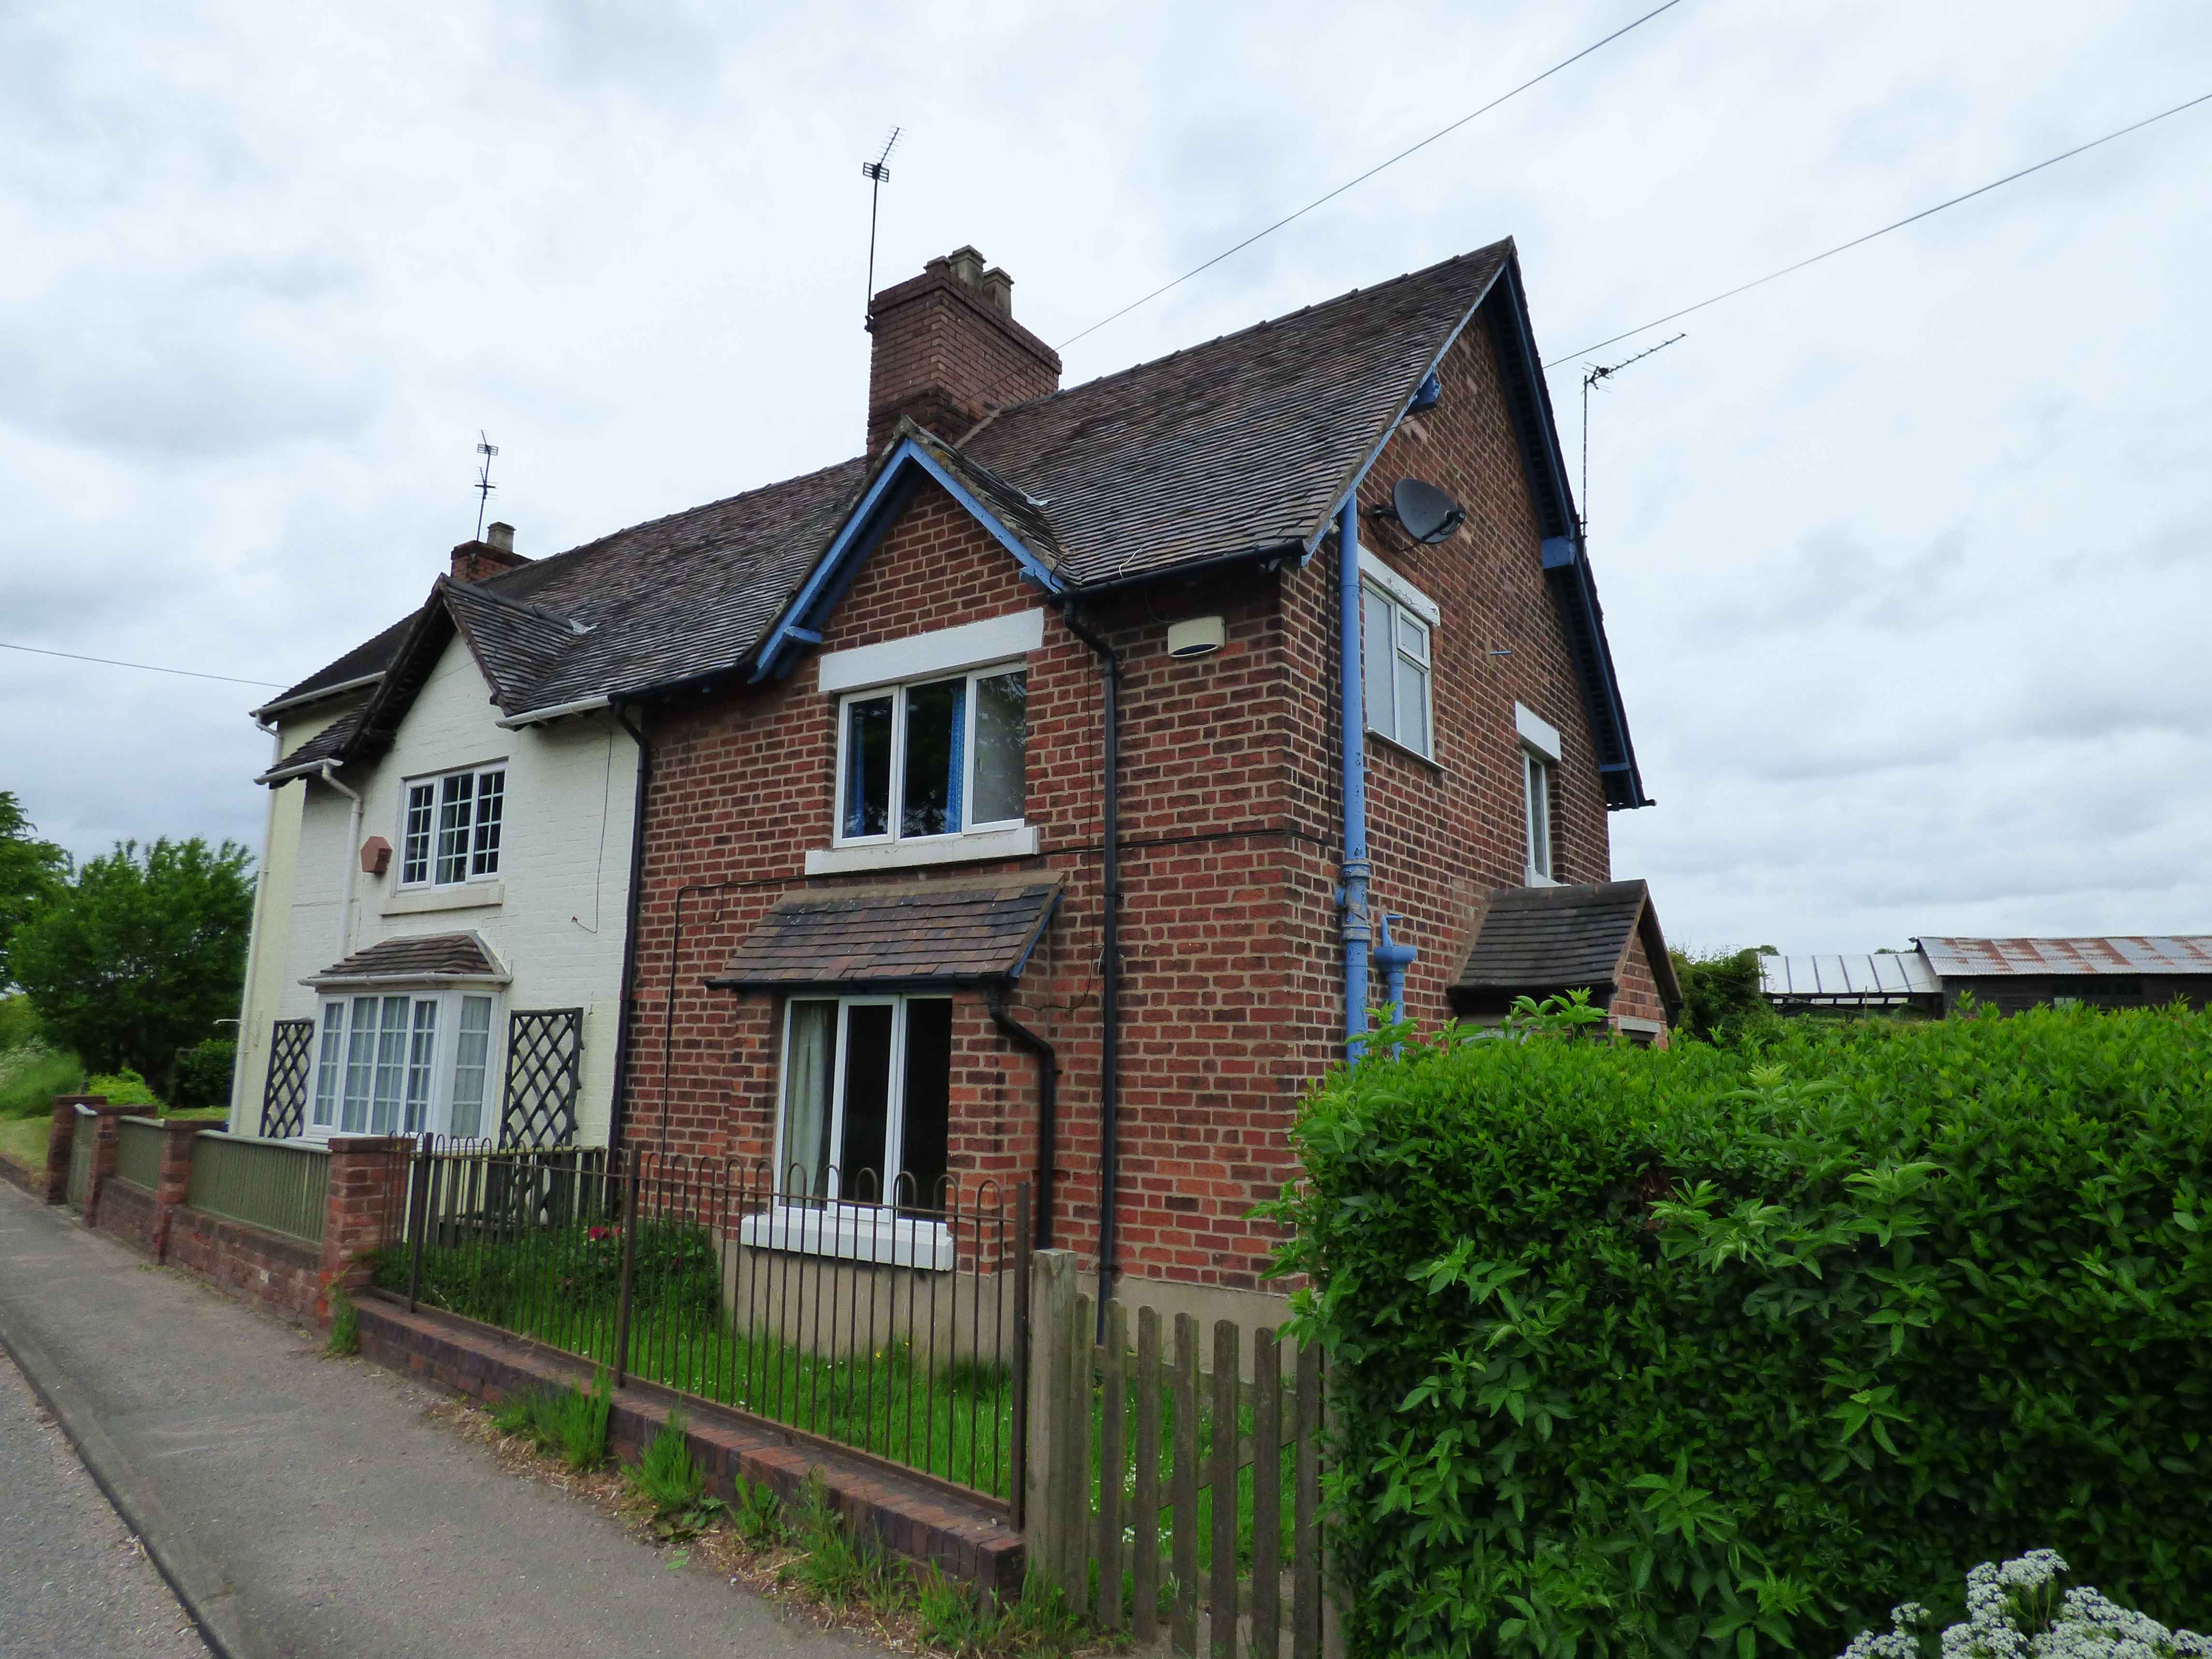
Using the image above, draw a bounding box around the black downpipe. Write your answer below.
[1059,601,1120,1334]
[607,702,652,1155]
[985,983,1057,1249]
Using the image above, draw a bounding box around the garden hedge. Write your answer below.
[1268,1005,2212,1658]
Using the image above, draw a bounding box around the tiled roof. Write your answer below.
[258,708,362,782]
[305,931,508,986]
[1917,936,2212,977]
[254,613,415,717]
[709,880,1062,990]
[1453,880,1677,1012]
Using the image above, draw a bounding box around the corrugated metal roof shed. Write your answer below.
[1760,952,1940,1003]
[1916,937,2212,976]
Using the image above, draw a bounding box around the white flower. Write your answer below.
[1844,1552,2206,1659]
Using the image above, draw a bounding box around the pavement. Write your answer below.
[0,1345,209,1658]
[0,1182,863,1659]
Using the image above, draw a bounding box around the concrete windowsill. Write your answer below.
[381,881,505,916]
[803,826,1040,876]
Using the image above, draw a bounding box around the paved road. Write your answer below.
[0,1345,209,1659]
[0,1183,862,1659]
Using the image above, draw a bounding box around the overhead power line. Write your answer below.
[0,640,284,690]
[1054,0,1686,354]
[1547,87,2212,365]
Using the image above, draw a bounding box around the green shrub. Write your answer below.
[85,1068,159,1109]
[0,1042,81,1119]
[0,995,40,1051]
[625,1411,705,1514]
[169,1039,236,1114]
[1269,1005,2212,1659]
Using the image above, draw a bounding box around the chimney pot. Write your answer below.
[487,522,515,553]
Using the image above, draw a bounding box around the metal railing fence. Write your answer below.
[65,1106,96,1209]
[187,1132,330,1243]
[375,1141,1029,1510]
[114,1116,163,1191]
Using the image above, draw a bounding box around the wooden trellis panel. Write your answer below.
[499,1008,581,1149]
[260,1018,316,1140]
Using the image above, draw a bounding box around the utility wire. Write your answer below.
[1054,0,1686,354]
[0,640,284,689]
[1547,88,2212,365]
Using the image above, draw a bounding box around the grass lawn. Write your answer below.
[0,1114,49,1171]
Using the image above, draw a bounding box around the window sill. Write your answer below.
[382,881,505,916]
[1366,729,1444,775]
[805,825,1040,876]
[737,1207,954,1271]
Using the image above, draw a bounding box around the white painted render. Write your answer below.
[231,635,639,1146]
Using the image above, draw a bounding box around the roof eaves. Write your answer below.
[250,671,386,722]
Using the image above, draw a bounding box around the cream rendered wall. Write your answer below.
[227,701,358,1132]
[259,637,640,1146]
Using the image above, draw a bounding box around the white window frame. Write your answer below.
[303,988,505,1142]
[1517,702,1561,887]
[397,762,508,890]
[831,664,1027,850]
[738,994,954,1270]
[1359,552,1438,761]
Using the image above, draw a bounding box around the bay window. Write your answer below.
[308,990,501,1139]
[836,668,1026,846]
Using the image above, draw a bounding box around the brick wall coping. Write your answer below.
[354,1293,1023,1597]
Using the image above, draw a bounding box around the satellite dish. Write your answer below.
[1392,478,1465,545]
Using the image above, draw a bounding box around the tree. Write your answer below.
[0,792,70,989]
[1667,945,1784,1044]
[11,837,254,1094]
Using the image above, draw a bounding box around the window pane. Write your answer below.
[971,671,1026,826]
[471,770,505,877]
[1526,754,1551,879]
[449,996,492,1141]
[371,995,409,1135]
[900,678,964,837]
[780,1002,837,1197]
[837,1003,895,1200]
[1395,653,1431,757]
[435,773,474,884]
[1361,589,1395,740]
[404,1000,438,1134]
[898,1000,952,1211]
[1396,612,1430,664]
[402,786,434,885]
[342,996,377,1133]
[842,697,892,838]
[313,1004,346,1127]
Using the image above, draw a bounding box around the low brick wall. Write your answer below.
[355,1296,1024,1598]
[167,1207,324,1324]
[94,1178,160,1256]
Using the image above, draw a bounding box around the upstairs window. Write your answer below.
[1523,750,1554,883]
[401,765,506,886]
[1361,578,1435,760]
[836,668,1026,846]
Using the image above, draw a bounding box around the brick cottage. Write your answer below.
[237,239,1678,1331]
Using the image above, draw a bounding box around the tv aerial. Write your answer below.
[1578,334,1682,533]
[473,431,499,540]
[861,126,902,318]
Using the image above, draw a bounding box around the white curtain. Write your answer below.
[781,1002,836,1198]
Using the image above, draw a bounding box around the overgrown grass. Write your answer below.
[0,1115,49,1171]
[324,1291,360,1356]
[492,1371,611,1471]
[0,1043,80,1122]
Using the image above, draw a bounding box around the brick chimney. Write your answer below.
[867,247,1060,453]
[450,521,528,583]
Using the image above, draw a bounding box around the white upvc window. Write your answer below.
[1516,703,1562,886]
[833,667,1026,848]
[307,990,501,1140]
[399,764,507,888]
[1361,581,1435,760]
[738,994,954,1270]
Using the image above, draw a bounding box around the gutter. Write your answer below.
[495,693,611,730]
[606,703,652,1154]
[250,671,385,722]
[1056,599,1121,1329]
[985,984,1057,1249]
[316,763,365,972]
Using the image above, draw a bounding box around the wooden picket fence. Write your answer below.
[1029,1274,1327,1657]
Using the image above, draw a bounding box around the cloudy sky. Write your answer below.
[4,0,2208,953]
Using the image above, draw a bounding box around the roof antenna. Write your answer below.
[473,431,499,540]
[1578,334,1683,534]
[861,126,902,322]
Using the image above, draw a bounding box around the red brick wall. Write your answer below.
[867,257,1060,452]
[168,1208,324,1323]
[623,290,1646,1298]
[94,1177,160,1256]
[1612,932,1673,1042]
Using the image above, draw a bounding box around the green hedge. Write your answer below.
[1268,1006,2212,1659]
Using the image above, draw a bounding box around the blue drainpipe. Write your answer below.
[1338,496,1371,1054]
[1374,914,1417,1022]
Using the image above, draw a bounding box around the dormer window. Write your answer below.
[401,764,506,887]
[835,668,1026,847]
